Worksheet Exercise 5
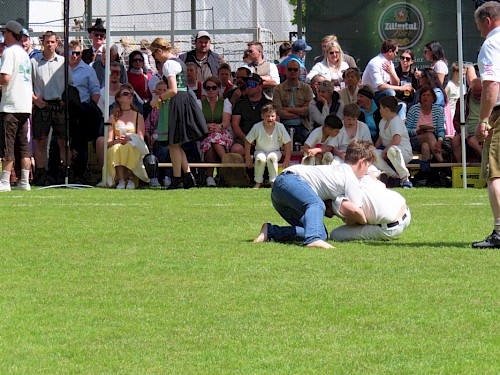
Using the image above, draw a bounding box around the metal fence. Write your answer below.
[21,0,297,71]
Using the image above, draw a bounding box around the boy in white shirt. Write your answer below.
[332,103,372,164]
[302,114,342,165]
[375,96,413,188]
[245,104,292,188]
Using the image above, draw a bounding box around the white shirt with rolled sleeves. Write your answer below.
[330,175,411,241]
[303,126,337,149]
[478,26,500,105]
[361,53,394,93]
[282,163,363,204]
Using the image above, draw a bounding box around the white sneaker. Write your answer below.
[150,177,161,187]
[17,181,31,191]
[206,176,216,187]
[116,180,126,189]
[126,180,135,190]
[163,176,172,188]
[0,179,11,192]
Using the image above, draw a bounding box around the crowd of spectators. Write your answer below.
[0,19,482,190]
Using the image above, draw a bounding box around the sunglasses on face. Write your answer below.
[246,81,259,88]
[93,33,105,38]
[287,68,299,72]
[69,51,81,56]
[132,58,144,62]
[121,92,132,97]
[400,56,412,61]
[205,85,218,91]
[329,51,340,55]
[110,70,120,75]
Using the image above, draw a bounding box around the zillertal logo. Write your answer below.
[378,2,424,48]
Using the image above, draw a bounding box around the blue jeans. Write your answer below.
[268,173,327,245]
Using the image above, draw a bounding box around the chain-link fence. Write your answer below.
[20,0,297,71]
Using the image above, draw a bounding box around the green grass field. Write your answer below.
[0,187,498,374]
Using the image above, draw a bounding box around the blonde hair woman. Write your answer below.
[106,84,150,189]
[307,41,349,89]
[149,37,207,189]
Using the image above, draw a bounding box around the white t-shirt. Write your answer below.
[361,53,394,92]
[304,126,336,148]
[0,44,33,113]
[378,115,412,156]
[478,26,500,104]
[283,163,362,204]
[359,175,406,224]
[431,60,449,77]
[246,121,291,152]
[334,121,372,151]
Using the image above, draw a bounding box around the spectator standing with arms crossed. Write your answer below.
[472,2,500,249]
[0,21,33,191]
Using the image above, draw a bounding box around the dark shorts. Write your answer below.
[410,135,422,152]
[0,112,31,160]
[33,102,67,139]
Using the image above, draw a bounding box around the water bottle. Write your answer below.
[288,127,295,144]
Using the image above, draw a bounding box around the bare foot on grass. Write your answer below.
[253,223,268,243]
[306,239,334,249]
[253,183,262,189]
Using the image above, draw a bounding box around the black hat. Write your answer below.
[245,73,263,85]
[87,18,106,34]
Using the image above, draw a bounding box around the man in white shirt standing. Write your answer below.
[472,1,500,249]
[0,21,33,191]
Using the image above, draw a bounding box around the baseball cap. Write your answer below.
[292,39,312,52]
[1,20,24,35]
[21,28,30,37]
[196,30,211,39]
[245,73,263,85]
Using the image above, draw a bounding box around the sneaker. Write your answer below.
[206,176,216,187]
[163,176,172,188]
[0,179,11,192]
[472,231,500,249]
[150,177,161,188]
[17,181,31,191]
[96,180,104,188]
[116,180,126,189]
[126,180,135,190]
[401,180,413,189]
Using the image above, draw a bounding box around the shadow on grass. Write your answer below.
[356,241,474,249]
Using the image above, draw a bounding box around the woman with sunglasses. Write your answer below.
[199,76,233,187]
[395,49,418,105]
[106,84,150,189]
[307,41,348,90]
[149,37,207,189]
[127,50,152,102]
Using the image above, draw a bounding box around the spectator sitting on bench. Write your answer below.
[406,85,446,167]
[199,76,233,187]
[331,103,372,164]
[357,84,381,143]
[301,114,342,166]
[245,104,291,189]
[308,80,344,130]
[451,78,483,163]
[375,96,413,189]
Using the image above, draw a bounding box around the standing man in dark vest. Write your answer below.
[82,18,106,65]
[179,30,225,83]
